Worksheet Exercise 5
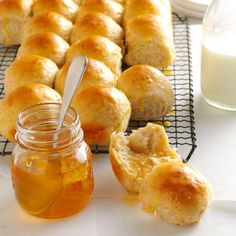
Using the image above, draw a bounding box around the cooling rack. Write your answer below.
[0,13,196,162]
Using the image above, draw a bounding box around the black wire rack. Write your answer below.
[0,13,196,162]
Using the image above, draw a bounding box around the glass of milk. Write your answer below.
[201,0,236,111]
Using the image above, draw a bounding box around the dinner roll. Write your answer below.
[23,11,73,42]
[123,0,170,26]
[33,0,78,22]
[76,0,124,25]
[124,15,175,68]
[109,123,181,193]
[117,65,174,120]
[71,85,131,145]
[139,162,211,226]
[55,59,116,95]
[0,84,62,142]
[17,32,69,67]
[70,12,124,50]
[4,55,58,95]
[66,36,122,76]
[0,0,33,45]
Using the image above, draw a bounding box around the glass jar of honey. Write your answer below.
[11,103,94,218]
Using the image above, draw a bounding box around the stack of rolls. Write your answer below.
[0,0,80,141]
[67,0,125,77]
[17,0,76,67]
[0,0,175,144]
[55,0,131,145]
[123,0,175,68]
[0,0,132,146]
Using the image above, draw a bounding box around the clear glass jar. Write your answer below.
[11,103,94,218]
[201,0,236,111]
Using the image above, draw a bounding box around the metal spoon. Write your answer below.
[56,55,88,130]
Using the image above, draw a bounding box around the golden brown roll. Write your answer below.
[33,0,78,22]
[139,162,211,226]
[123,0,170,26]
[4,55,58,95]
[124,15,175,68]
[66,36,122,76]
[109,123,181,193]
[0,0,33,45]
[117,65,174,120]
[76,0,124,25]
[17,32,69,67]
[70,12,124,50]
[0,84,62,142]
[23,11,73,42]
[55,59,116,95]
[71,85,131,145]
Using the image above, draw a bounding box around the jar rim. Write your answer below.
[15,103,83,152]
[16,103,80,136]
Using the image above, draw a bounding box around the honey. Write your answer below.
[122,194,139,206]
[11,103,94,218]
[163,70,173,76]
[168,110,175,115]
[155,120,171,128]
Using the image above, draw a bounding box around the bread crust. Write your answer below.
[33,0,78,21]
[76,0,124,25]
[109,123,181,193]
[0,84,61,142]
[123,0,164,26]
[0,0,32,17]
[124,15,175,68]
[4,55,58,95]
[66,36,122,76]
[23,11,73,42]
[117,65,174,120]
[55,59,116,95]
[71,85,131,145]
[140,162,211,226]
[70,12,124,51]
[0,0,33,45]
[17,32,69,67]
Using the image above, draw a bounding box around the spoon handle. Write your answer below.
[57,55,88,130]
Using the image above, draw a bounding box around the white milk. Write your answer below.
[201,29,236,110]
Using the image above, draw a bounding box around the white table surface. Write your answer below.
[1,19,236,235]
